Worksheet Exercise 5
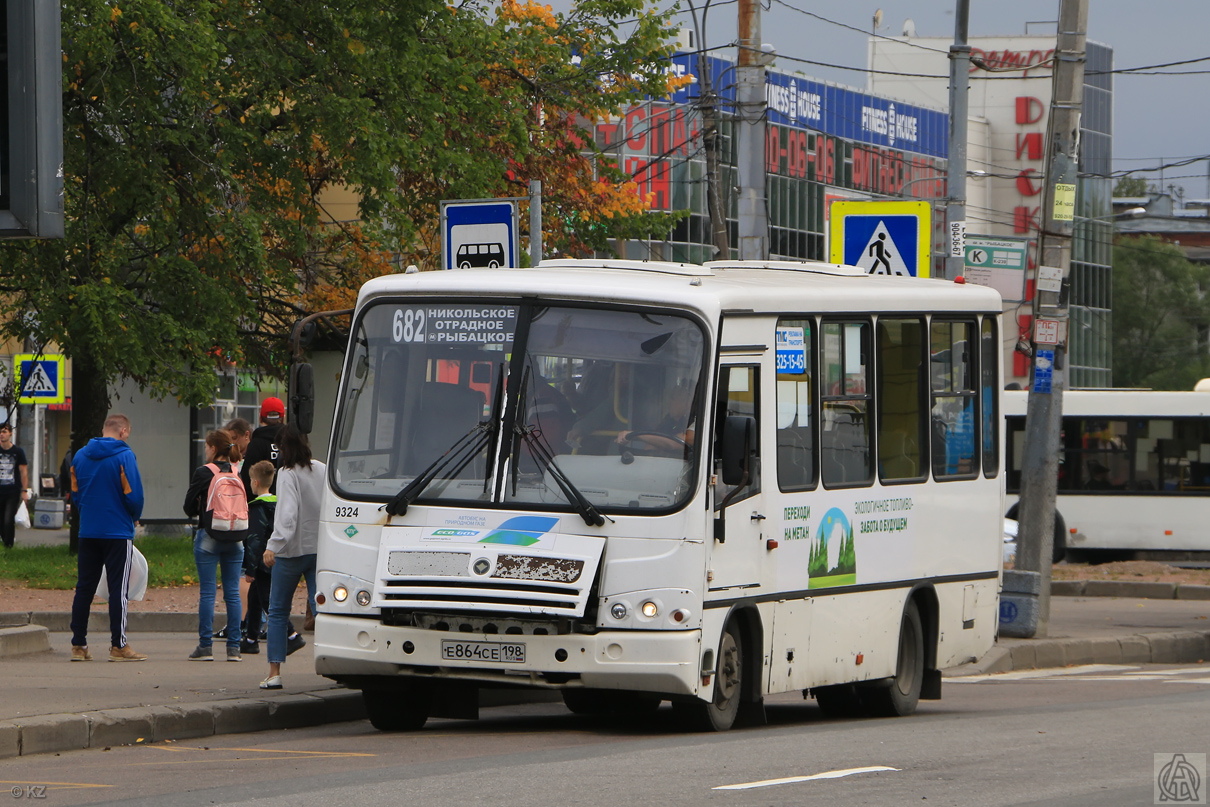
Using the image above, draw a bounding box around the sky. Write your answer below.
[550,0,1210,199]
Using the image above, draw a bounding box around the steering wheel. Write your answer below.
[618,431,690,464]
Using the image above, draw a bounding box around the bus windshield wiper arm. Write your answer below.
[515,424,611,528]
[384,423,493,517]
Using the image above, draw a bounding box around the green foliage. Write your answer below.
[0,534,196,590]
[1112,235,1210,389]
[1113,177,1151,197]
[0,0,679,439]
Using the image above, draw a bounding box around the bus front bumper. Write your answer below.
[313,614,704,698]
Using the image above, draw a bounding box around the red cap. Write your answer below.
[260,397,286,421]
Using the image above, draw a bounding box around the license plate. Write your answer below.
[441,640,526,664]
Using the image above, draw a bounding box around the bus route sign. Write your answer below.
[441,200,519,271]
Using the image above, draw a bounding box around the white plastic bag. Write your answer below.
[14,500,30,529]
[96,545,149,602]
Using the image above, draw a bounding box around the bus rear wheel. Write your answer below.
[674,621,743,732]
[362,687,429,731]
[863,600,924,717]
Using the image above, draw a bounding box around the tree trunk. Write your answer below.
[67,351,111,554]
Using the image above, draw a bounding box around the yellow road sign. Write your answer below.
[828,201,932,278]
[13,354,66,404]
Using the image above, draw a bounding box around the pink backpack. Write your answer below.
[204,463,249,542]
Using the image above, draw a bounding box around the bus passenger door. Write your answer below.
[707,363,766,596]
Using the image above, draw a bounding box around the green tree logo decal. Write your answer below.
[809,507,857,588]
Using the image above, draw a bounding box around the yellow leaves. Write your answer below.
[129,22,139,32]
[134,224,150,236]
[347,40,366,55]
[110,6,122,21]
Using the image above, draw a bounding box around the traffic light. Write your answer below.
[1,0,63,239]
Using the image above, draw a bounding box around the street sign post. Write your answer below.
[828,200,932,277]
[13,353,65,404]
[441,200,519,271]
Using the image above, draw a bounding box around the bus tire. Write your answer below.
[362,688,429,731]
[561,689,612,716]
[674,621,743,732]
[1006,503,1067,563]
[812,683,865,718]
[862,600,924,718]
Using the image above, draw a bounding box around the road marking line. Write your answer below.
[714,766,899,790]
[950,664,1138,682]
[132,746,377,765]
[0,781,113,791]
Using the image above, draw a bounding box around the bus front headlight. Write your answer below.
[333,586,349,603]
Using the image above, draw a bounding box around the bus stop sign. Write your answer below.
[441,200,519,271]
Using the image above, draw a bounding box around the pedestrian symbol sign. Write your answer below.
[13,354,66,404]
[828,201,932,278]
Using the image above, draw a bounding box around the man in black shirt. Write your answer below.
[241,397,285,495]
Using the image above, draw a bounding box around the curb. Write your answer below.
[947,628,1210,677]
[1051,581,1210,600]
[1,611,201,633]
[0,688,366,760]
[0,625,50,657]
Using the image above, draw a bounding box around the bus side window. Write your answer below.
[930,319,978,480]
[876,317,926,483]
[776,319,816,491]
[821,321,872,488]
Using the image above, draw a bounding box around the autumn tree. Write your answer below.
[1112,234,1210,389]
[0,0,681,451]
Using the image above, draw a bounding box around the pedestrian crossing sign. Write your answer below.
[13,354,66,404]
[828,201,932,278]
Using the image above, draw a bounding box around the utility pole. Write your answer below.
[1014,0,1089,637]
[698,38,731,259]
[943,0,971,281]
[735,0,768,260]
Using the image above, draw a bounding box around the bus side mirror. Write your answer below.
[290,362,315,434]
[720,415,755,486]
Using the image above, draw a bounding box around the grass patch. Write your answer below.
[0,534,198,590]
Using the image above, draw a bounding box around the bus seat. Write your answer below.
[406,382,486,473]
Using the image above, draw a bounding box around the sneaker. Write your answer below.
[109,645,148,662]
[259,675,282,690]
[286,633,306,656]
[259,629,267,640]
[70,645,92,662]
[239,638,260,655]
[214,626,228,639]
[227,646,242,662]
[187,644,214,661]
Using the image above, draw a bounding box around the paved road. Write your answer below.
[1,663,1207,807]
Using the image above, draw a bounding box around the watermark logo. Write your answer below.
[1155,753,1206,804]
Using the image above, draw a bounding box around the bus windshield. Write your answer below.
[331,300,706,514]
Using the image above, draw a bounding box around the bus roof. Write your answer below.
[1004,388,1210,418]
[357,259,1002,317]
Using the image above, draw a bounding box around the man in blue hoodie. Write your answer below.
[69,413,148,661]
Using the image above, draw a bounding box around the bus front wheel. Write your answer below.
[362,687,429,731]
[674,621,743,731]
[862,600,924,717]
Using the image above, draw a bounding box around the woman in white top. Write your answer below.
[259,424,325,690]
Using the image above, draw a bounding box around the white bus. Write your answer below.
[306,258,1004,732]
[1005,387,1210,561]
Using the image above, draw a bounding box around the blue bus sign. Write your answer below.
[442,200,519,271]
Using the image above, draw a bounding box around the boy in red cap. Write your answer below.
[240,397,285,496]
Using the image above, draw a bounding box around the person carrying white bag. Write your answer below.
[95,544,149,602]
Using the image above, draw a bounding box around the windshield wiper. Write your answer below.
[383,423,494,517]
[515,422,611,528]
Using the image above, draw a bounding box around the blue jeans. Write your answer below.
[193,529,243,648]
[268,553,316,664]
